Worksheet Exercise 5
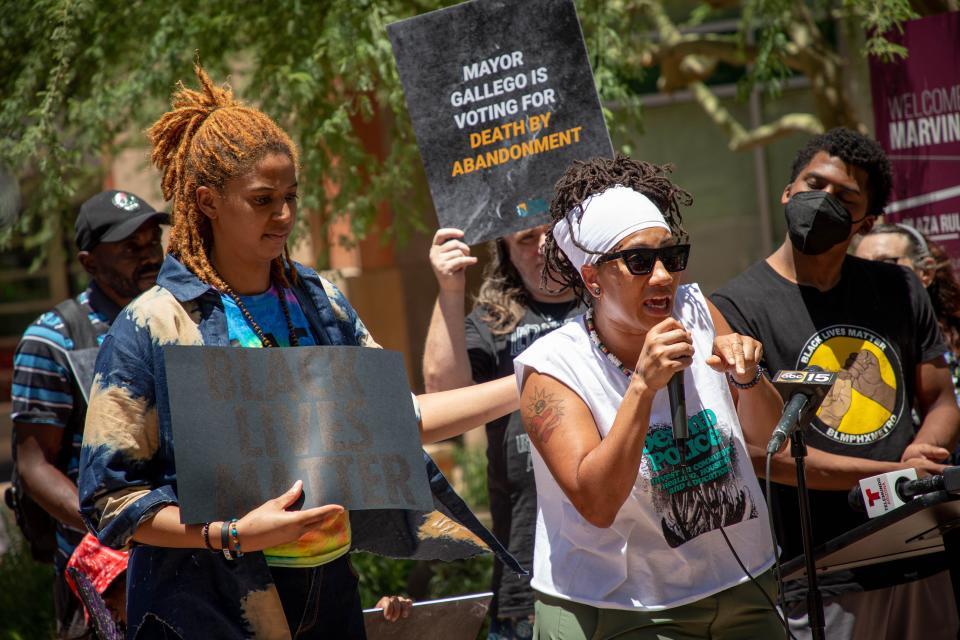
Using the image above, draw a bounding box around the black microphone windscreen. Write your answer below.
[848,484,865,513]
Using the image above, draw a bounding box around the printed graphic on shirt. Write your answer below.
[640,409,758,548]
[796,324,904,446]
[509,319,569,356]
[514,433,533,472]
[221,286,314,348]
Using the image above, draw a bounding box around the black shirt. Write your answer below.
[465,297,583,618]
[711,256,947,596]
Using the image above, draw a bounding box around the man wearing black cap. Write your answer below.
[10,189,164,638]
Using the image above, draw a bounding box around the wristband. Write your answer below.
[220,521,235,561]
[727,365,765,390]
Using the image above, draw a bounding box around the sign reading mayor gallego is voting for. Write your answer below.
[164,345,433,524]
[388,0,613,244]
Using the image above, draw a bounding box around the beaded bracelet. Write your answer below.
[727,365,766,390]
[220,521,236,561]
[201,522,216,552]
[229,520,243,558]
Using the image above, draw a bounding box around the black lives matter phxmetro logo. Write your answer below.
[797,324,905,445]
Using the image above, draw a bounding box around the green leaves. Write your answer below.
[0,0,921,262]
[844,0,917,62]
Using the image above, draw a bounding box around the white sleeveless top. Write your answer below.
[514,283,775,611]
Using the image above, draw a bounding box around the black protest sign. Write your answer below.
[388,0,613,244]
[163,345,434,524]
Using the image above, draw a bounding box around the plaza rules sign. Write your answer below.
[388,0,613,244]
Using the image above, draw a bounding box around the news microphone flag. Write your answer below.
[855,468,919,518]
[766,368,838,454]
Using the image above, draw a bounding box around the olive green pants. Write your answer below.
[533,571,782,640]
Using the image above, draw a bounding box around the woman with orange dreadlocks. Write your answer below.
[77,65,521,639]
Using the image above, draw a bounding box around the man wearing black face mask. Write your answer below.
[711,128,960,639]
[9,189,165,638]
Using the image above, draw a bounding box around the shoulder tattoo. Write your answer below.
[523,385,564,445]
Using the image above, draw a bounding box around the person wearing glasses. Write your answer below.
[854,224,960,459]
[513,155,786,639]
[853,223,960,402]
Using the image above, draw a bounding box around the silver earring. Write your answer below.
[593,286,601,295]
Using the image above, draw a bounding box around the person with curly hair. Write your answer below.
[515,154,786,639]
[423,222,583,639]
[77,63,522,639]
[712,128,960,639]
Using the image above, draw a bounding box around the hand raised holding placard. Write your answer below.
[430,228,477,292]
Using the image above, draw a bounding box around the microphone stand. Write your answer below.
[791,428,825,640]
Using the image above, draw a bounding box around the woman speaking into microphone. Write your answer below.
[514,156,785,639]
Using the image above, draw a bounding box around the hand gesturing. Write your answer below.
[706,332,764,386]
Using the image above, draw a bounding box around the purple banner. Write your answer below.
[869,12,960,272]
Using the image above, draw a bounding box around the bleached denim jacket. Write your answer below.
[79,255,520,638]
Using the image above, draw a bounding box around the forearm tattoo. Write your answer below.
[523,385,564,445]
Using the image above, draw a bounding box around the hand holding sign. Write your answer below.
[233,480,344,553]
[375,595,414,622]
[430,228,477,292]
[388,0,613,244]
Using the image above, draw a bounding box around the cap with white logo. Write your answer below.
[75,190,168,251]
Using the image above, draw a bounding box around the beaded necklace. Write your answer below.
[585,307,633,378]
[222,281,300,348]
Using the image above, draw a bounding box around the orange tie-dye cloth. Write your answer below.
[263,510,352,567]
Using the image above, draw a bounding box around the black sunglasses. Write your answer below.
[596,244,691,275]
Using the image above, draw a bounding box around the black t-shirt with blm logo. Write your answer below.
[711,255,947,596]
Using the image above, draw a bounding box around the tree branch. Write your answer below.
[638,0,836,147]
[644,33,812,75]
[690,81,823,151]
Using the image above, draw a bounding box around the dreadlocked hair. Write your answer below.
[148,63,300,293]
[542,154,691,304]
[474,238,530,335]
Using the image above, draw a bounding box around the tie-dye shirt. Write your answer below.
[222,286,314,349]
[222,286,351,567]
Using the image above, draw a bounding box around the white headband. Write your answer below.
[553,185,669,277]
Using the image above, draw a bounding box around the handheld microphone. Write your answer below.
[765,367,838,455]
[668,372,688,465]
[848,466,960,517]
